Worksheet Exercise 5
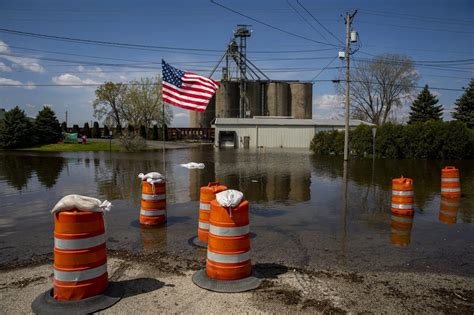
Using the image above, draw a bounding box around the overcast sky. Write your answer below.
[0,0,472,126]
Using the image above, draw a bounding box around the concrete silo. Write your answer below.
[266,81,290,116]
[290,82,313,119]
[246,81,267,117]
[188,96,216,128]
[215,81,240,118]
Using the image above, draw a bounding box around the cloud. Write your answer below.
[0,62,12,72]
[52,74,99,88]
[77,65,106,78]
[313,94,343,109]
[0,77,36,90]
[0,40,44,73]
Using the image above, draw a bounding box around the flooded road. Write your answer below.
[0,147,473,276]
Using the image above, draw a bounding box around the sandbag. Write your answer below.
[180,162,205,169]
[215,189,243,208]
[138,172,165,183]
[51,194,112,214]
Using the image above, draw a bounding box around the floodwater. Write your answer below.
[0,147,473,276]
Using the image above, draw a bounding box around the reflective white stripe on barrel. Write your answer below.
[390,228,410,236]
[140,209,166,216]
[142,194,166,201]
[207,250,250,264]
[392,190,413,196]
[441,178,459,182]
[209,224,250,237]
[391,215,413,223]
[54,263,107,282]
[198,222,210,230]
[199,203,211,210]
[441,187,461,192]
[440,210,456,217]
[55,234,106,250]
[391,203,413,210]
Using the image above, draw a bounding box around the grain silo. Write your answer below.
[289,82,313,119]
[215,81,240,118]
[189,96,216,128]
[246,81,267,117]
[266,81,290,116]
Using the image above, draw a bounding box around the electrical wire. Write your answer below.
[311,56,338,81]
[285,0,331,43]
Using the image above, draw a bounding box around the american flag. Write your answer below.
[162,60,219,112]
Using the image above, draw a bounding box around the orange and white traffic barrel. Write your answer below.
[206,198,251,280]
[439,197,460,225]
[53,210,108,300]
[391,177,414,216]
[198,182,227,244]
[32,196,122,314]
[441,166,461,198]
[140,180,166,225]
[390,213,414,247]
[192,190,261,293]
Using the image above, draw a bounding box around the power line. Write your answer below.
[285,0,331,43]
[318,79,466,92]
[295,0,345,45]
[209,0,341,47]
[357,20,474,35]
[311,56,338,81]
[358,9,474,26]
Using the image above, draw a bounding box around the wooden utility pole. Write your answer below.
[344,10,357,161]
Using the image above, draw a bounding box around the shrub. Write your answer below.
[61,121,67,132]
[119,135,147,151]
[152,124,159,140]
[103,125,110,137]
[139,125,147,139]
[72,124,80,135]
[83,122,91,138]
[310,121,473,159]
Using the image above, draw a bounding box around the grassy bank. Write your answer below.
[20,141,121,152]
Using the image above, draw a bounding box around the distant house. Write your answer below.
[213,117,374,148]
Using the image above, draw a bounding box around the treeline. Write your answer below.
[0,106,62,149]
[311,121,474,159]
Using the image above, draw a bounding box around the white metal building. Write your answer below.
[213,117,373,148]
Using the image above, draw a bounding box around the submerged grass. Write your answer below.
[20,141,121,152]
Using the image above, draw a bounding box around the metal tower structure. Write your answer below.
[209,25,269,118]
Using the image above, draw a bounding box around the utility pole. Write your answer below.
[343,10,357,161]
[65,111,68,128]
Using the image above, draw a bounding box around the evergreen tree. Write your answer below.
[452,79,474,128]
[408,85,443,124]
[152,124,159,140]
[92,121,100,138]
[61,121,67,132]
[72,124,80,134]
[83,122,91,138]
[103,125,110,137]
[139,125,147,139]
[128,124,134,135]
[35,106,61,145]
[0,106,34,148]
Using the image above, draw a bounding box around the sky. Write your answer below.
[0,0,472,127]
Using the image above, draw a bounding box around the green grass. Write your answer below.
[21,141,121,152]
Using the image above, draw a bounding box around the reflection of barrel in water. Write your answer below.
[390,214,414,247]
[439,197,460,225]
[140,225,167,253]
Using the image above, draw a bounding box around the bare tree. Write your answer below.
[337,54,419,125]
[123,77,173,128]
[93,82,127,133]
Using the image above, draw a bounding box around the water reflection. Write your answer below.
[439,198,460,225]
[390,214,414,247]
[0,153,65,190]
[140,225,167,253]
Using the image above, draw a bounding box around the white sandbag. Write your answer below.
[180,162,205,169]
[51,194,112,214]
[216,189,243,208]
[138,172,165,183]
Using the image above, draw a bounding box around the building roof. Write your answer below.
[214,117,374,127]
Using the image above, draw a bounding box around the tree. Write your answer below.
[408,85,443,124]
[92,121,100,138]
[139,125,147,139]
[93,82,127,134]
[72,124,80,134]
[103,125,110,137]
[0,106,34,148]
[452,79,474,128]
[83,122,91,138]
[338,53,419,125]
[152,124,159,140]
[127,124,135,135]
[61,121,67,132]
[123,77,173,128]
[34,106,62,145]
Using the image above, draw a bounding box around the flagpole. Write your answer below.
[161,74,166,179]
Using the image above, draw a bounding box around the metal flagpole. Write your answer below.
[161,73,166,179]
